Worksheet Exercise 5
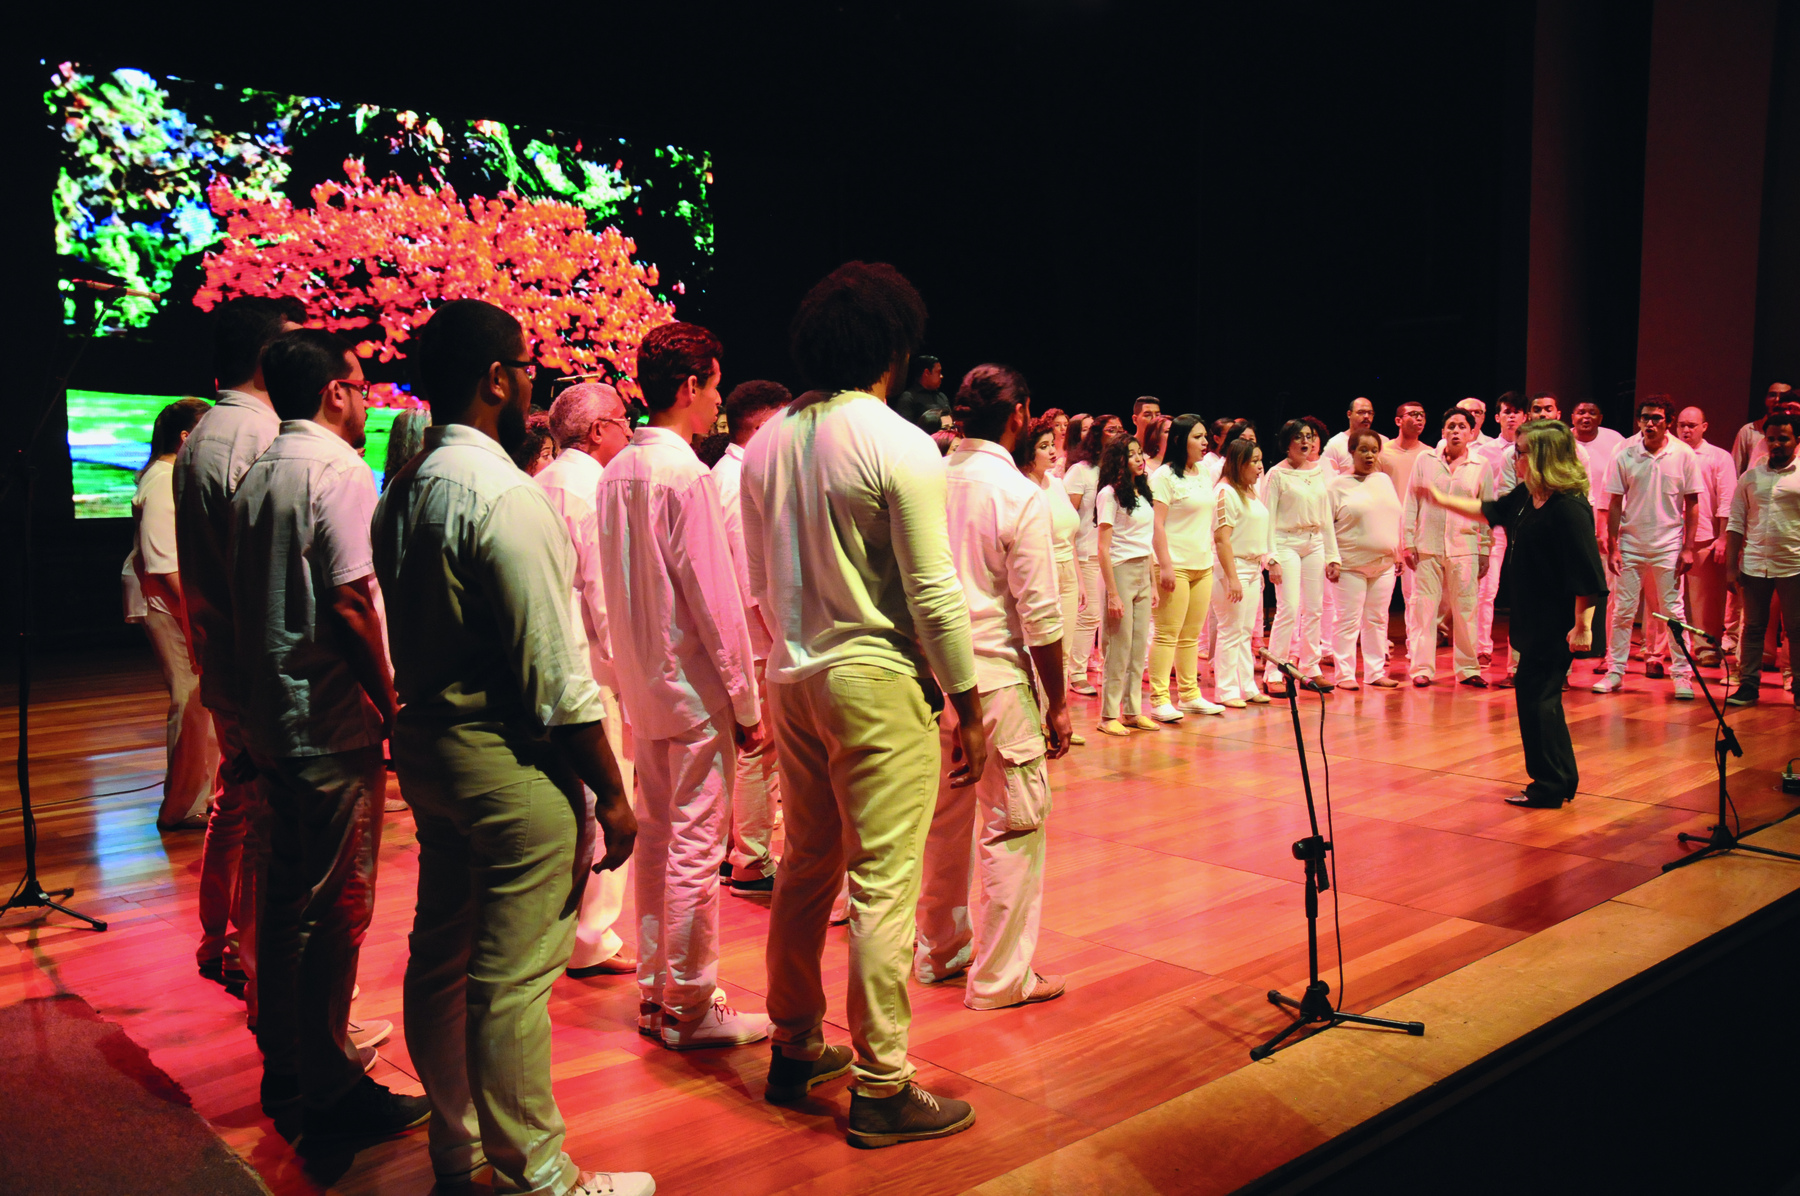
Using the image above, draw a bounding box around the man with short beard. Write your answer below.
[230,329,418,1138]
[1733,381,1795,473]
[1323,396,1384,474]
[1725,411,1800,708]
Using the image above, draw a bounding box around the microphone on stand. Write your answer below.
[1257,649,1306,681]
[1652,611,1719,645]
[67,278,161,302]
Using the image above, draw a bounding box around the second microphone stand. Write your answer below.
[1250,652,1424,1060]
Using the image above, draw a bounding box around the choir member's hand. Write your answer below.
[1725,561,1740,591]
[1477,555,1490,581]
[1267,561,1283,587]
[735,719,769,757]
[1224,573,1244,603]
[1675,546,1696,579]
[1325,562,1340,583]
[1106,591,1125,622]
[1158,570,1177,593]
[1401,548,1418,571]
[1567,623,1593,654]
[593,799,637,873]
[945,688,988,789]
[1044,702,1073,760]
[1607,546,1622,575]
[1710,537,1727,565]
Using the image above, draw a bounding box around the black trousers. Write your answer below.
[1514,642,1578,802]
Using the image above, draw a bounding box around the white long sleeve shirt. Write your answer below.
[1727,458,1800,578]
[534,446,615,688]
[945,440,1063,693]
[740,389,977,693]
[1261,461,1340,563]
[1328,471,1402,574]
[1689,440,1736,544]
[596,425,759,741]
[1403,448,1493,557]
[711,442,774,661]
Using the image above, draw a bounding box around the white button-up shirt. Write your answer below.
[1261,461,1341,562]
[230,420,384,759]
[1403,447,1493,557]
[1688,440,1736,544]
[173,389,281,714]
[741,389,977,693]
[944,439,1063,693]
[1062,460,1102,559]
[597,425,759,741]
[1727,458,1800,578]
[1603,437,1701,559]
[534,446,615,689]
[373,424,607,799]
[711,442,773,661]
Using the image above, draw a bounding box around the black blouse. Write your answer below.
[1481,485,1609,658]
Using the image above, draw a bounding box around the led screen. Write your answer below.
[48,62,713,515]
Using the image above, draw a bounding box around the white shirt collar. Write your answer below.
[631,424,693,450]
[725,442,745,461]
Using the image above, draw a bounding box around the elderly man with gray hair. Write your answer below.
[536,381,639,977]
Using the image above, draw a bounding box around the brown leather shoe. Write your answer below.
[847,1083,975,1149]
[567,948,637,978]
[765,1043,854,1104]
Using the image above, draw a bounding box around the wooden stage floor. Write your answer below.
[2,638,1797,1195]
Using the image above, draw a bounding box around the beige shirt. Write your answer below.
[1403,448,1493,557]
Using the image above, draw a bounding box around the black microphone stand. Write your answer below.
[1,290,116,932]
[1660,615,1800,873]
[1249,651,1422,1060]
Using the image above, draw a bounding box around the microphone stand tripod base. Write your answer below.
[1,880,106,931]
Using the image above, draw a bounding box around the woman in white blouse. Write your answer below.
[1096,435,1159,735]
[129,398,220,830]
[1018,417,1086,745]
[1327,429,1403,690]
[1149,414,1226,720]
[1261,419,1340,693]
[1063,414,1123,695]
[1211,438,1272,706]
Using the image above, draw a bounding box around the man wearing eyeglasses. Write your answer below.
[535,383,638,981]
[228,329,423,1138]
[1732,380,1795,474]
[1594,396,1701,697]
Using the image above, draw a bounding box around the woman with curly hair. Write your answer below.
[1096,435,1159,735]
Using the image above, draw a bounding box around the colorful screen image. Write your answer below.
[70,390,405,519]
[49,61,712,516]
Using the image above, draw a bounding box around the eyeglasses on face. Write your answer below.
[500,358,538,380]
[324,378,375,400]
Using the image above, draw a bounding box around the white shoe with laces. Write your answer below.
[1178,697,1226,716]
[1149,703,1184,723]
[348,1017,392,1051]
[661,991,769,1051]
[569,1170,656,1196]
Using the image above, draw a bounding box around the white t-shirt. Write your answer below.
[1063,460,1102,559]
[134,458,180,575]
[1149,462,1217,570]
[1039,471,1080,565]
[1215,483,1270,562]
[1096,483,1155,563]
[1329,471,1402,573]
[1603,437,1701,559]
[1323,429,1384,474]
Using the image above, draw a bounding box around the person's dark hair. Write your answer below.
[213,296,305,391]
[510,410,554,473]
[1208,417,1233,454]
[907,354,941,388]
[1015,415,1058,471]
[1440,406,1474,431]
[930,429,956,455]
[695,430,733,467]
[1161,413,1206,476]
[1141,416,1170,460]
[413,299,524,419]
[1096,436,1153,515]
[1301,415,1330,449]
[145,397,211,474]
[723,379,791,438]
[1347,427,1383,454]
[1064,414,1092,465]
[1637,395,1672,420]
[638,322,723,413]
[262,328,355,423]
[953,363,1031,442]
[1040,406,1066,427]
[1222,418,1257,450]
[1222,435,1261,494]
[1396,400,1427,417]
[1758,411,1797,438]
[1133,396,1161,417]
[1080,414,1120,464]
[919,407,949,435]
[1496,390,1526,414]
[789,261,928,393]
[1277,418,1315,455]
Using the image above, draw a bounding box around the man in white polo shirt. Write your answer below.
[1725,411,1800,708]
[1674,405,1737,666]
[1322,396,1383,474]
[1402,407,1491,686]
[914,363,1071,1011]
[742,262,984,1147]
[229,329,422,1138]
[1594,396,1700,697]
[535,382,637,979]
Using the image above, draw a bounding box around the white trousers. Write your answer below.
[726,659,780,881]
[570,685,633,969]
[1409,554,1480,679]
[1608,554,1694,680]
[1211,559,1264,701]
[1331,566,1398,684]
[141,603,219,826]
[1268,532,1327,678]
[1476,527,1506,658]
[914,684,1051,1009]
[634,709,734,1020]
[1073,554,1104,677]
[1055,557,1082,683]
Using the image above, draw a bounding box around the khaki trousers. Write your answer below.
[1149,565,1214,706]
[726,660,780,882]
[570,685,632,970]
[198,710,266,1018]
[397,728,587,1196]
[1409,553,1481,680]
[141,603,218,826]
[914,684,1052,1009]
[765,664,940,1098]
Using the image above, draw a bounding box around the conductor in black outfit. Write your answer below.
[1425,420,1608,807]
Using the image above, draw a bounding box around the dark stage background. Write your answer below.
[4,1,1796,646]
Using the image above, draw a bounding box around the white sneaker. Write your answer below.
[661,992,769,1051]
[1592,673,1624,694]
[569,1170,656,1196]
[347,1017,392,1051]
[1149,702,1184,723]
[1178,697,1226,716]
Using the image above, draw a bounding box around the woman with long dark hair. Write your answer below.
[1096,435,1159,734]
[1148,413,1226,719]
[1261,419,1339,693]
[1210,437,1272,707]
[1423,420,1606,806]
[1063,413,1124,695]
